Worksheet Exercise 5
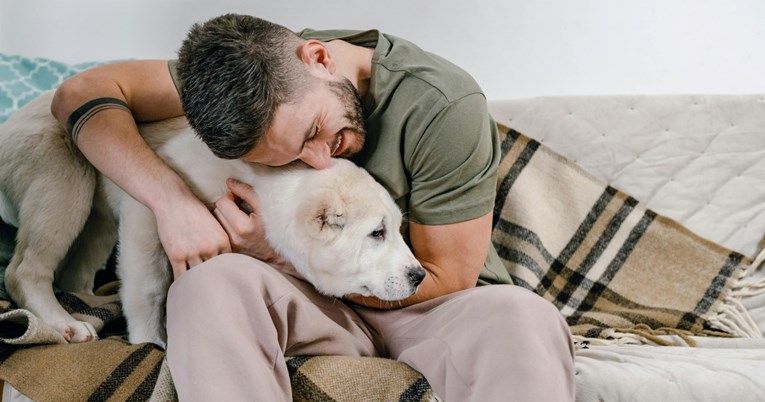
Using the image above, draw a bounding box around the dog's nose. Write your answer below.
[408,266,426,287]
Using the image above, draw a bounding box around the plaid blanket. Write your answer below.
[1,125,764,400]
[0,221,434,401]
[0,322,431,402]
[0,292,433,402]
[492,126,764,345]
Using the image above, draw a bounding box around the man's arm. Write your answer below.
[345,213,491,309]
[51,60,231,279]
[348,92,498,309]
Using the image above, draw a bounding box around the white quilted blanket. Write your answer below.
[489,95,765,402]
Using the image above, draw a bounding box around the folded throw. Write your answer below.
[0,222,433,401]
[492,126,765,345]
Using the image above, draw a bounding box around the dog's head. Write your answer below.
[285,160,425,301]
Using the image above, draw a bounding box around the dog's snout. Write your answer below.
[408,266,426,287]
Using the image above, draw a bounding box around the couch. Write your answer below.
[489,95,765,401]
[2,53,765,401]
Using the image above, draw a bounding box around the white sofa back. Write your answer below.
[489,95,765,258]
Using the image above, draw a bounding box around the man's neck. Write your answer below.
[325,40,374,97]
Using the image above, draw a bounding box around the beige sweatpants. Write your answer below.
[165,253,575,401]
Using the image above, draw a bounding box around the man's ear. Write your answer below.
[300,189,346,238]
[299,40,336,77]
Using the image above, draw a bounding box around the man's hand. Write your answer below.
[49,60,234,280]
[213,178,284,264]
[154,193,232,280]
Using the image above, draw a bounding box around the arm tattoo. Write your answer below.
[66,97,131,143]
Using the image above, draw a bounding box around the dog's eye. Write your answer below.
[369,228,386,240]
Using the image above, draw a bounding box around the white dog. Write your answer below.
[0,92,425,347]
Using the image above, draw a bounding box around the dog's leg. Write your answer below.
[117,197,172,348]
[55,196,118,294]
[4,176,100,343]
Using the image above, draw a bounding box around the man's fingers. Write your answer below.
[171,260,188,281]
[154,196,232,282]
[214,193,242,218]
[187,255,204,269]
[226,178,260,211]
[213,205,233,234]
[217,242,233,255]
[168,243,230,282]
[214,193,257,237]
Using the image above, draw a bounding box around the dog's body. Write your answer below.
[0,92,424,346]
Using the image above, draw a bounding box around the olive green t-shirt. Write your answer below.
[169,29,511,286]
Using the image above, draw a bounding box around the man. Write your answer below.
[51,14,574,401]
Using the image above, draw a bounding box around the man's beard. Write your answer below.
[328,78,366,157]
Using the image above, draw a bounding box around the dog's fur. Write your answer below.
[0,92,424,346]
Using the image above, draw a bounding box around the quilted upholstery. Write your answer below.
[489,95,765,258]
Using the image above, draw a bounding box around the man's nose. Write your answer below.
[299,141,332,169]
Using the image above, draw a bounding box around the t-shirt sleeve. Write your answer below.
[407,93,500,225]
[167,59,182,95]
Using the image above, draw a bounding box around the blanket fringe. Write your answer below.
[573,325,706,347]
[572,249,765,347]
[706,248,765,338]
[731,248,765,297]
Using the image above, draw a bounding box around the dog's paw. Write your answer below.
[55,320,99,343]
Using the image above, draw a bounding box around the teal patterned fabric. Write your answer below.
[0,53,103,124]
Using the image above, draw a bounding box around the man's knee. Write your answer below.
[168,253,273,302]
[465,285,570,339]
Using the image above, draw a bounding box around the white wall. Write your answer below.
[1,0,763,100]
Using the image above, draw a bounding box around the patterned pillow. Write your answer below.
[0,53,103,124]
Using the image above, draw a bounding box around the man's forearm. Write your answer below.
[49,61,234,276]
[50,61,191,211]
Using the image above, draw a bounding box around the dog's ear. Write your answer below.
[301,190,346,238]
[317,209,345,230]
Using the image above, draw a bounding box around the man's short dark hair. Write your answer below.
[176,14,311,159]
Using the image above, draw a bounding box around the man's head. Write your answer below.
[177,14,366,169]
